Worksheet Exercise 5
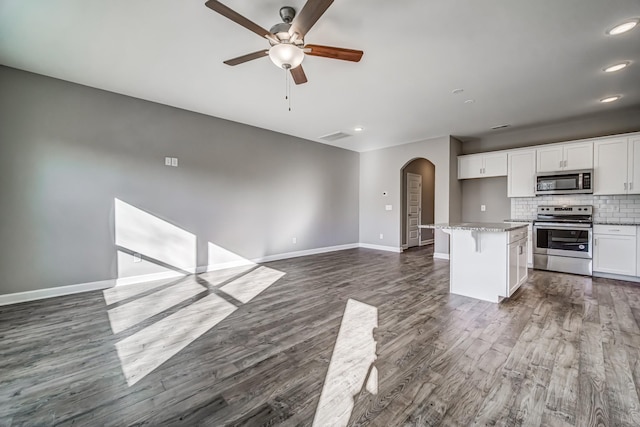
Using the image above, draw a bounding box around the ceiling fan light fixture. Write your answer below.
[269,43,304,69]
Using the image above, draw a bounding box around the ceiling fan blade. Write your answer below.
[304,44,364,62]
[290,65,308,85]
[223,50,269,66]
[205,0,276,42]
[289,0,334,39]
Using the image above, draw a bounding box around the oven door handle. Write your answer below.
[534,222,592,229]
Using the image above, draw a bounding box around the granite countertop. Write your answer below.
[419,222,529,232]
[594,221,640,226]
[503,218,534,223]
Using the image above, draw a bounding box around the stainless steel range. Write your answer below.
[533,205,593,276]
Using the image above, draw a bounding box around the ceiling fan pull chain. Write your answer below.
[288,72,292,111]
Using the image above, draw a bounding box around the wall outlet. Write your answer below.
[385,205,392,211]
[133,253,142,263]
[379,233,384,239]
[481,205,486,212]
[171,157,178,167]
[165,157,172,166]
[292,237,297,244]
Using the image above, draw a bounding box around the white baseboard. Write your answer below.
[0,278,116,306]
[358,243,402,253]
[593,271,640,283]
[253,243,360,263]
[433,252,450,260]
[0,243,361,306]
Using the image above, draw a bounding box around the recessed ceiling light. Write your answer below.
[464,99,475,104]
[354,126,364,132]
[600,95,622,103]
[452,88,464,95]
[607,19,639,35]
[604,62,630,72]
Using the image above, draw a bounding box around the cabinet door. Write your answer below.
[629,137,640,195]
[458,155,483,179]
[482,152,508,177]
[527,227,533,267]
[508,150,536,197]
[593,234,637,276]
[508,241,519,293]
[564,142,593,170]
[594,138,628,195]
[536,146,564,172]
[518,240,528,285]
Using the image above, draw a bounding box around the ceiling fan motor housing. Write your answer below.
[269,22,304,46]
[279,6,296,23]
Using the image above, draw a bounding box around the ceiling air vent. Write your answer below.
[319,131,352,142]
[491,124,510,130]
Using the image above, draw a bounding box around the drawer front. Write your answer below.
[509,228,528,244]
[593,224,637,236]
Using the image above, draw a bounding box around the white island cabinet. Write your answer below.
[420,223,528,303]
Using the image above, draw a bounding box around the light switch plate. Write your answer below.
[481,205,486,212]
[171,158,178,167]
[165,157,172,166]
[385,205,392,211]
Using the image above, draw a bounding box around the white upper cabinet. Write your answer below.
[564,142,594,170]
[536,141,593,172]
[458,152,507,179]
[594,137,640,195]
[594,138,628,195]
[482,152,508,177]
[507,149,536,197]
[629,137,640,195]
[536,146,564,172]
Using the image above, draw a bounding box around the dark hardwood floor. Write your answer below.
[2,246,640,426]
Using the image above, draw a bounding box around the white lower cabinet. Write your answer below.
[593,225,637,276]
[508,236,528,296]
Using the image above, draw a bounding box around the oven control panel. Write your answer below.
[537,205,593,215]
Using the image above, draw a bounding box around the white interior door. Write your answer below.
[406,173,422,248]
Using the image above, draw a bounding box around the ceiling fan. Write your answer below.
[205,0,364,85]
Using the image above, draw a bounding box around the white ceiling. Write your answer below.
[1,0,639,152]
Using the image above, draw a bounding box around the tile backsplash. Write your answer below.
[511,194,640,223]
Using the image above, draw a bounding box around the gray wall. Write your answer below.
[0,66,359,294]
[461,177,510,222]
[359,135,458,254]
[460,107,640,155]
[401,158,435,245]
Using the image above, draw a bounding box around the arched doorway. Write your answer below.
[401,158,435,249]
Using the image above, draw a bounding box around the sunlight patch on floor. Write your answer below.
[220,266,286,303]
[107,281,206,334]
[313,298,378,427]
[115,292,237,386]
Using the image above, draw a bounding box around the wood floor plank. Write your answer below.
[3,246,640,425]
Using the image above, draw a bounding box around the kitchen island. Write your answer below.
[419,222,529,303]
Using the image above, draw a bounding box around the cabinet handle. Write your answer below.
[560,160,563,168]
[519,246,523,255]
[630,182,633,190]
[480,167,483,174]
[624,182,628,190]
[594,238,597,246]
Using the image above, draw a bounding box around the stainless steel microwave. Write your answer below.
[535,169,593,195]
